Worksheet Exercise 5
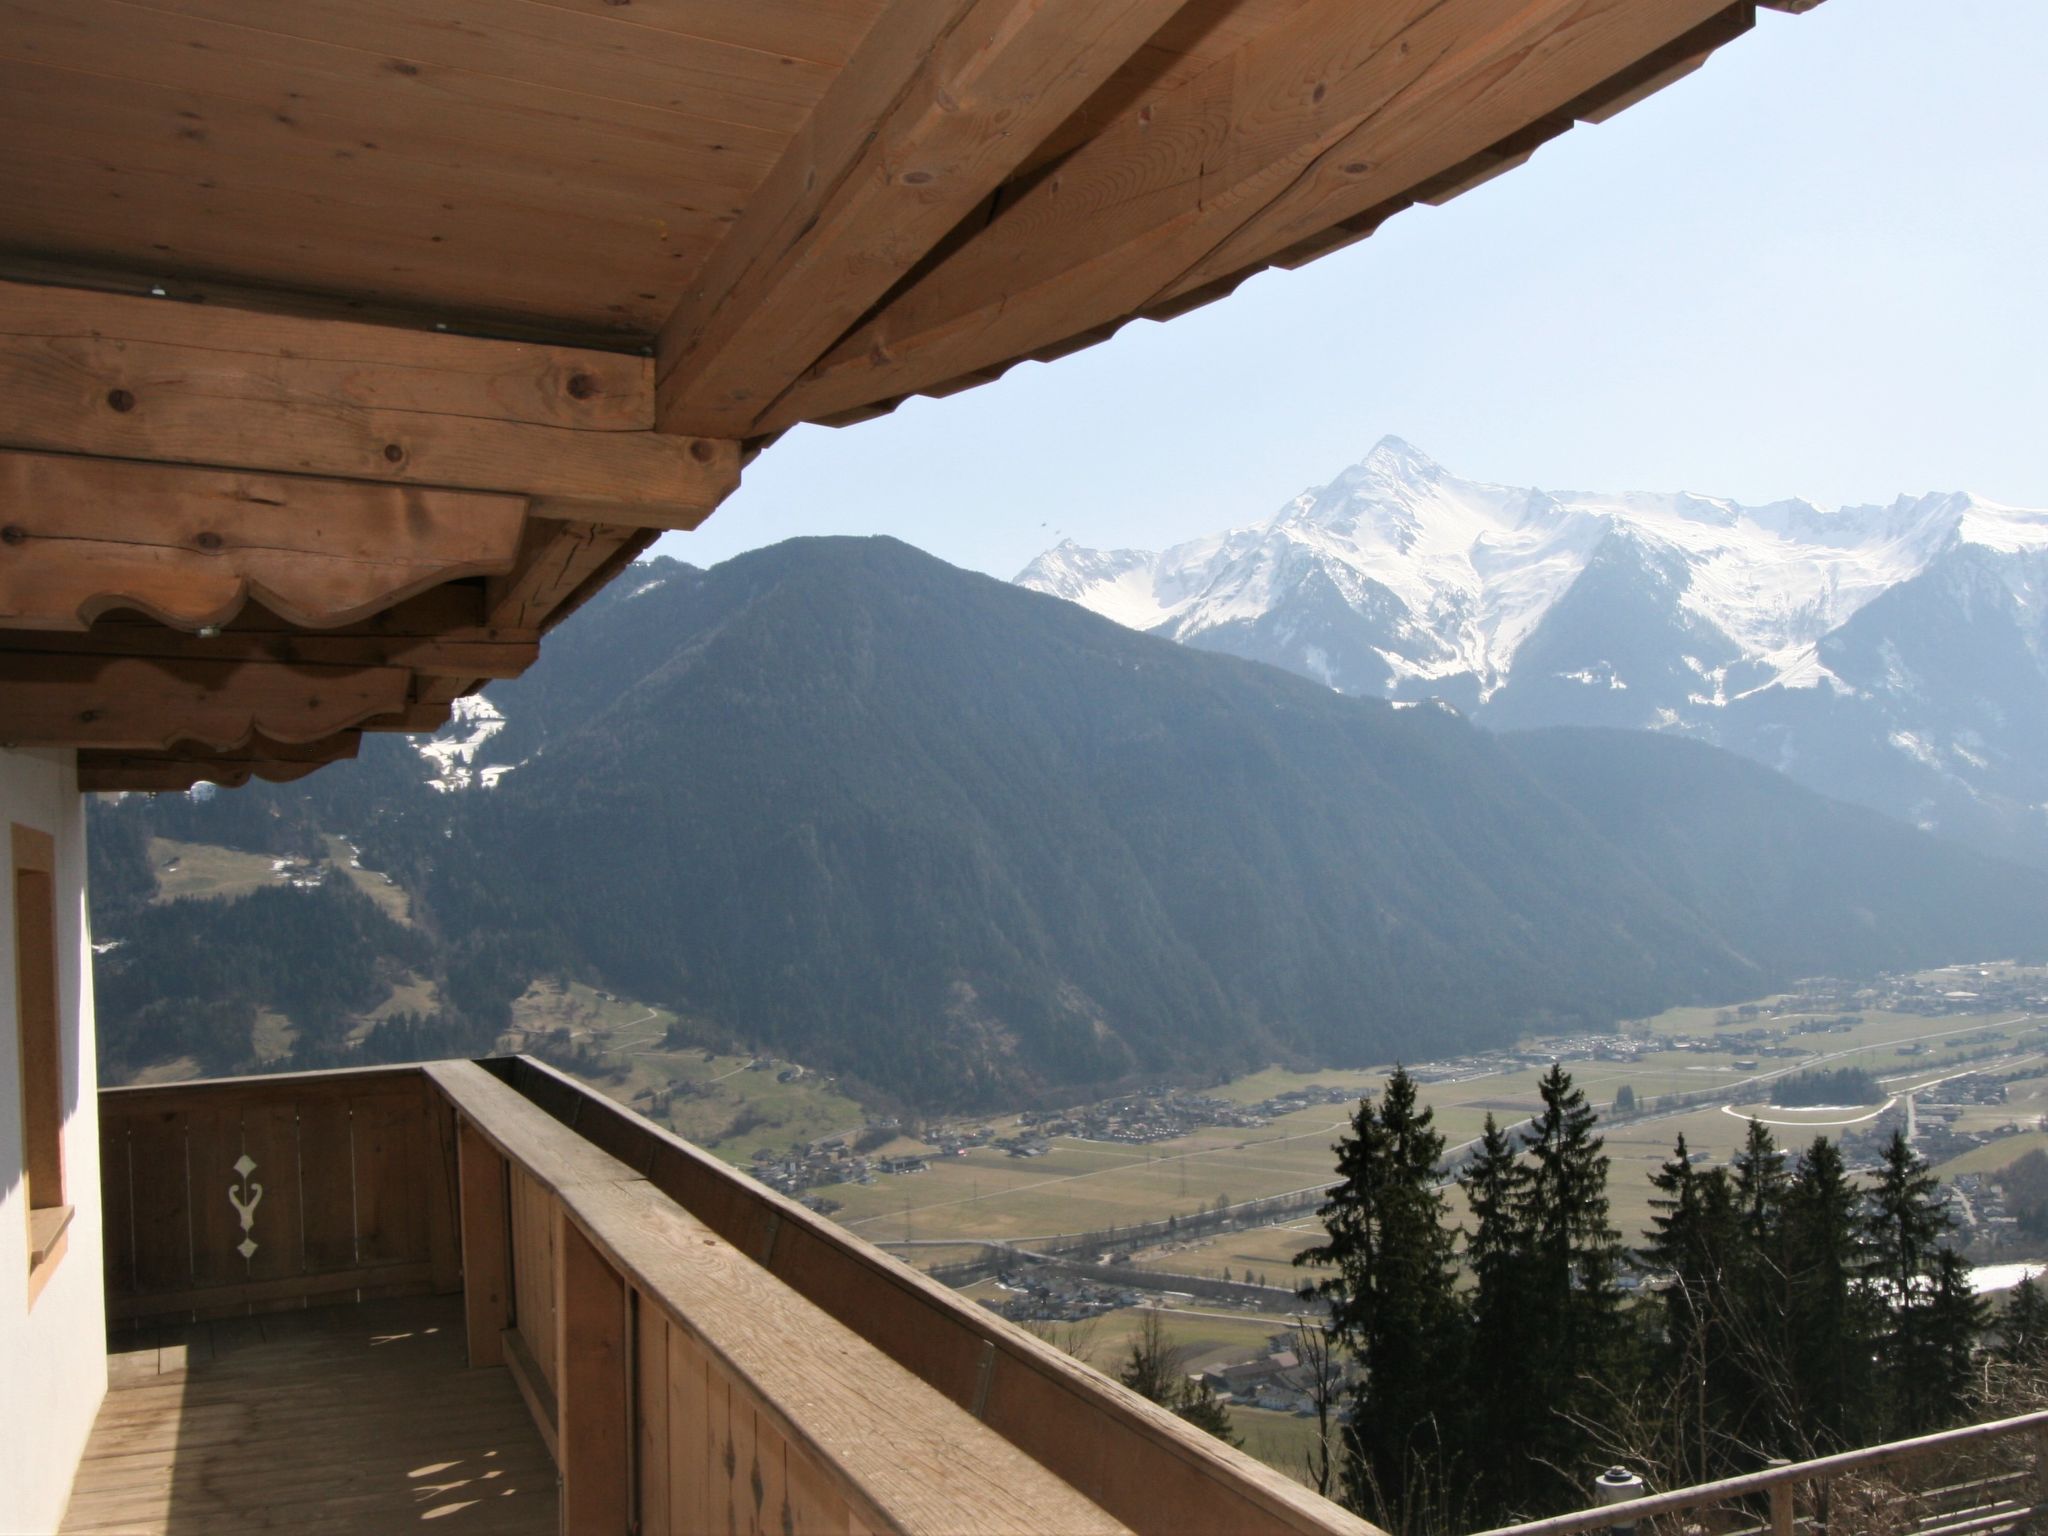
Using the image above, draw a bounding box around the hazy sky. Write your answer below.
[657,0,2048,582]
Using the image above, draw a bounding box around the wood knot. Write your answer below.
[107,388,137,413]
[0,525,24,546]
[688,439,719,464]
[1343,161,1370,175]
[194,531,224,553]
[382,442,405,463]
[900,169,933,185]
[566,372,598,400]
[1312,82,1327,105]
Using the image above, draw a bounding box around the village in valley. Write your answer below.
[534,960,2048,1481]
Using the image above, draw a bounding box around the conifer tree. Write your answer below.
[2000,1276,2048,1367]
[1725,1117,1792,1456]
[1866,1130,1984,1434]
[1779,1136,1876,1452]
[1516,1064,1627,1505]
[1296,1067,1463,1529]
[1644,1136,1741,1484]
[1459,1114,1533,1519]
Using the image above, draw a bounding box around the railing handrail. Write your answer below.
[428,1059,1129,1536]
[1472,1410,2048,1535]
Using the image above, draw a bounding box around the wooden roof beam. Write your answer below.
[0,279,740,527]
[652,0,1193,439]
[753,0,1776,432]
[0,449,526,633]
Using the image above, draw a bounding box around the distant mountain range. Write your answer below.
[1017,439,2048,866]
[94,538,2048,1108]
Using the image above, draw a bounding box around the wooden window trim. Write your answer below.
[13,821,67,1305]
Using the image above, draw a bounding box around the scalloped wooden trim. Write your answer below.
[0,450,528,632]
[0,655,411,751]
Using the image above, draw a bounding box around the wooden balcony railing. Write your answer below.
[1474,1411,2048,1536]
[99,1058,1382,1536]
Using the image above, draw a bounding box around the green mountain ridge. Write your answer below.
[89,537,2048,1108]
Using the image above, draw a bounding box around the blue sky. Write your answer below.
[658,0,2048,582]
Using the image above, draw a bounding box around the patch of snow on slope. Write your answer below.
[417,695,509,792]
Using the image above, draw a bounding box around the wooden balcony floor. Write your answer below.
[60,1295,557,1536]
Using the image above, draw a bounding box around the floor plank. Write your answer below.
[61,1295,557,1535]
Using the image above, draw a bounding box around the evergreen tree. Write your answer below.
[2000,1276,2048,1367]
[1779,1137,1876,1452]
[1644,1136,1741,1484]
[1722,1117,1792,1456]
[1459,1114,1534,1520]
[1866,1130,1983,1434]
[1516,1064,1627,1506]
[1296,1067,1463,1529]
[1115,1309,1242,1447]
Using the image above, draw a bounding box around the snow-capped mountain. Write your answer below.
[1017,438,2048,865]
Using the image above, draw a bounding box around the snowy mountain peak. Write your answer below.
[1014,442,2048,866]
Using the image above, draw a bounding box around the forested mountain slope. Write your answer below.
[90,539,2048,1107]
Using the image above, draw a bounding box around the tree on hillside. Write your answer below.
[1866,1130,1985,1434]
[1779,1136,1878,1453]
[1516,1064,1628,1506]
[1724,1118,1793,1459]
[1115,1309,1242,1447]
[1460,1113,1535,1519]
[2000,1276,2048,1367]
[1643,1135,1743,1486]
[1295,1067,1464,1529]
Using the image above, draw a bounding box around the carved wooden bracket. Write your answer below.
[0,450,529,632]
[0,655,412,751]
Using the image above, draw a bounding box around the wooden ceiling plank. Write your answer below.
[0,280,740,517]
[0,64,749,252]
[0,157,719,340]
[653,0,1190,437]
[1152,4,1755,303]
[0,0,788,181]
[510,0,888,70]
[135,0,836,135]
[0,450,528,633]
[0,655,413,751]
[752,0,1748,433]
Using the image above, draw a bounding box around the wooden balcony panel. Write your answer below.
[92,1060,1375,1535]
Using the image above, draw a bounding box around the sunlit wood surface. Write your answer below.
[60,1296,556,1536]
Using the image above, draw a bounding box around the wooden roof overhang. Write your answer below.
[0,0,1824,791]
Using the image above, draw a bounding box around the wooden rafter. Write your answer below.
[652,0,1189,438]
[752,0,1756,432]
[0,449,527,632]
[0,279,740,526]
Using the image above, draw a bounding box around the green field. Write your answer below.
[774,997,2048,1296]
[511,980,869,1157]
[149,837,290,902]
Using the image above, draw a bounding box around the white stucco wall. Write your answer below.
[0,748,107,1534]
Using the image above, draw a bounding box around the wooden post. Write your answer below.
[2035,1425,2048,1516]
[1769,1479,1795,1536]
[557,1209,630,1536]
[457,1120,511,1368]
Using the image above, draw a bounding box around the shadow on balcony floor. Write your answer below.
[60,1294,557,1535]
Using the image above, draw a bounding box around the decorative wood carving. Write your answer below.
[0,655,411,751]
[0,450,529,632]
